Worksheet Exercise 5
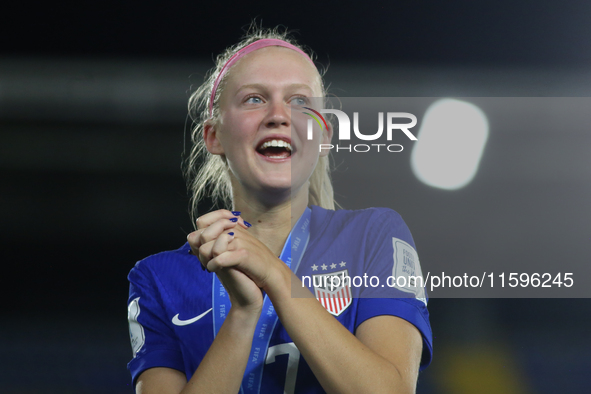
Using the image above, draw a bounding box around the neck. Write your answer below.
[232,187,308,257]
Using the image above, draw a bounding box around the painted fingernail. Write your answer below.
[230,217,238,222]
[244,221,252,227]
[228,232,234,236]
[232,211,241,216]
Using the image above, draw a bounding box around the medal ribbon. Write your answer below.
[212,207,312,394]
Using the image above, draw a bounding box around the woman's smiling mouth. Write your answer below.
[256,138,293,159]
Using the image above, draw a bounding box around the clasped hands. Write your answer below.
[186,209,285,312]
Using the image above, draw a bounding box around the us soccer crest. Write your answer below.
[312,269,352,316]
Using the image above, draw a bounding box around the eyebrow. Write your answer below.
[235,83,315,95]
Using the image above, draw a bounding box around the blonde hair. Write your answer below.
[185,25,336,226]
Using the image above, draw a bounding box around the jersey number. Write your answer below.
[265,342,300,394]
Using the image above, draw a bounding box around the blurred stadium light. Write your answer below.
[411,98,489,190]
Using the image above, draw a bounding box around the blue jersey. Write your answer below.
[127,205,433,392]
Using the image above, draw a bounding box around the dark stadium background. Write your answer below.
[2,1,590,393]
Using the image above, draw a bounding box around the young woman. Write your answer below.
[127,27,432,394]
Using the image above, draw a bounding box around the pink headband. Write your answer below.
[209,38,315,117]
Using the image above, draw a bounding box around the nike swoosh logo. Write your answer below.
[172,308,212,326]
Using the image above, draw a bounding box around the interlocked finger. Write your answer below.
[195,209,251,231]
[188,218,237,255]
[212,231,234,258]
[206,248,249,273]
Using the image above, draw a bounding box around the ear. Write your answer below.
[203,121,225,155]
[319,121,334,157]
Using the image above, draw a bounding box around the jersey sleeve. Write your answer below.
[127,261,185,386]
[355,209,433,370]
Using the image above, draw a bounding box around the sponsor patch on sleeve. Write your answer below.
[391,238,427,305]
[128,297,145,357]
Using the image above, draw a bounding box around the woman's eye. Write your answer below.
[291,97,307,106]
[245,96,263,104]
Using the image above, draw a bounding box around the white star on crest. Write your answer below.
[340,261,346,267]
[311,264,318,271]
[330,263,337,269]
[321,264,328,270]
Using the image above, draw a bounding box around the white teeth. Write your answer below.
[259,139,292,152]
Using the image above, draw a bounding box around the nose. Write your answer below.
[264,101,290,129]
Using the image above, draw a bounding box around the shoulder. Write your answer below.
[311,204,402,224]
[310,205,414,246]
[128,242,196,284]
[127,242,212,312]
